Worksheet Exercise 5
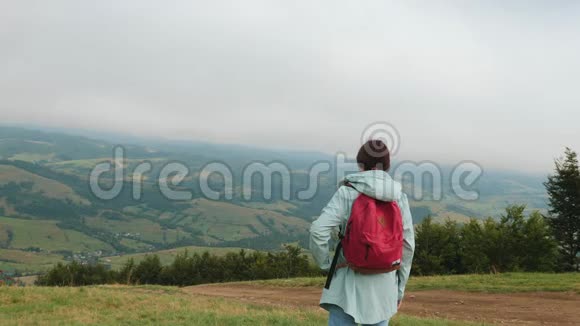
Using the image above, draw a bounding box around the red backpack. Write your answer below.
[325,183,403,288]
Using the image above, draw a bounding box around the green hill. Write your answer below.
[0,126,550,274]
[0,217,112,252]
[0,248,65,273]
[101,246,253,269]
[0,165,89,205]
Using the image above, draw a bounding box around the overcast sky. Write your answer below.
[1,1,579,173]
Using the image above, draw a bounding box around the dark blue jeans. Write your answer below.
[327,305,389,326]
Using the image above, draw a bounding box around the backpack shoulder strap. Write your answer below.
[325,182,357,290]
[342,181,357,190]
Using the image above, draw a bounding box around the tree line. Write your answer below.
[415,147,580,274]
[414,147,579,274]
[35,205,563,287]
[412,205,558,275]
[36,245,319,286]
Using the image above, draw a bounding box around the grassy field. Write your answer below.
[0,285,484,326]
[0,216,113,252]
[238,201,298,214]
[3,273,577,325]
[0,248,65,273]
[84,215,186,244]
[184,198,309,242]
[0,165,88,205]
[102,246,253,268]
[239,273,580,294]
[8,152,55,162]
[46,158,120,178]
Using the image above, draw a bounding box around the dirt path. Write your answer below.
[184,284,580,325]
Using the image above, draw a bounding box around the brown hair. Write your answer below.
[356,140,391,171]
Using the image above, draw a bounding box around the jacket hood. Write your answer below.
[342,170,402,202]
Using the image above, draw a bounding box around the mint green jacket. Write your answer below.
[310,170,415,324]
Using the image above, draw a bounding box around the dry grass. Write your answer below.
[0,285,326,325]
[0,285,483,325]
[238,273,580,294]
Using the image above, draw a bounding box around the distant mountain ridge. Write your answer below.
[0,126,548,273]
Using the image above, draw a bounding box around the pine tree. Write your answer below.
[499,205,527,271]
[412,216,446,275]
[521,211,558,272]
[544,147,580,271]
[118,258,136,284]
